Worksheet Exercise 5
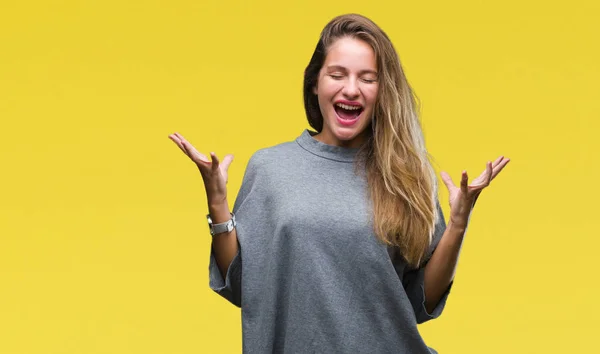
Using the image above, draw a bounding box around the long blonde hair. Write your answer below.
[303,14,439,268]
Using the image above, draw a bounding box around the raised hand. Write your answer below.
[440,156,510,230]
[168,132,234,206]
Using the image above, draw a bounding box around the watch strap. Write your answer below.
[207,213,236,236]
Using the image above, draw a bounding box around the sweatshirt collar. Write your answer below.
[295,129,360,163]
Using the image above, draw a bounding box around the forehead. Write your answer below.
[324,37,377,70]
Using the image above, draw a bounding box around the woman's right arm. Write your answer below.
[168,132,239,280]
[207,199,239,280]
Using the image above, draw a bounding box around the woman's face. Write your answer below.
[313,36,379,148]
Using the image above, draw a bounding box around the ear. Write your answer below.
[312,84,318,95]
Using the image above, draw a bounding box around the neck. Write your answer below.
[313,130,370,149]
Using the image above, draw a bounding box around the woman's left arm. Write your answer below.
[423,156,510,314]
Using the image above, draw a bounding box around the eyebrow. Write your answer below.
[326,65,378,75]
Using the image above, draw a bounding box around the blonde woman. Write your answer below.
[169,13,509,354]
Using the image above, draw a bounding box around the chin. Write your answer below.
[337,123,369,137]
[334,126,369,146]
[335,131,359,141]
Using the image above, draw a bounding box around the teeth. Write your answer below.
[335,103,362,110]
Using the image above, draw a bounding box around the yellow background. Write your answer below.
[1,0,598,353]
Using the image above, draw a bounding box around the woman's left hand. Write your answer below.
[440,156,510,230]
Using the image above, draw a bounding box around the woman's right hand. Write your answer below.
[168,132,234,206]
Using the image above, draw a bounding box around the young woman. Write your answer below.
[169,13,509,354]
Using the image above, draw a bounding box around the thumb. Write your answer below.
[220,154,234,172]
[440,171,455,190]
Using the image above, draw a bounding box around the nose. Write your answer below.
[342,78,360,98]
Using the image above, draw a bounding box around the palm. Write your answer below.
[440,156,510,227]
[168,132,233,199]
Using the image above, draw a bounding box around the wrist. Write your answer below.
[447,218,467,234]
[207,199,231,224]
[206,192,227,207]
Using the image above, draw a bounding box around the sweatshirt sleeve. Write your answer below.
[209,248,242,307]
[402,200,453,324]
[207,152,262,307]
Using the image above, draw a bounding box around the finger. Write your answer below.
[486,161,493,184]
[491,156,505,168]
[175,132,210,163]
[174,133,193,149]
[490,158,510,180]
[168,133,179,142]
[472,165,489,183]
[182,140,210,164]
[470,161,494,188]
[210,152,220,171]
[171,133,192,155]
[460,170,468,194]
[220,154,235,172]
[440,171,456,190]
[168,134,188,155]
[168,133,182,146]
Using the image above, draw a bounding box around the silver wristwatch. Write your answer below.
[206,213,236,236]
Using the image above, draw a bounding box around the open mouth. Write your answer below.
[334,103,363,124]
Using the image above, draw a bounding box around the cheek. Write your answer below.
[319,77,344,94]
[365,86,379,105]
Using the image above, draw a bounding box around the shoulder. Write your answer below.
[247,138,302,170]
[236,138,302,197]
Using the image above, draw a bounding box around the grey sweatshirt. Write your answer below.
[209,129,452,353]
